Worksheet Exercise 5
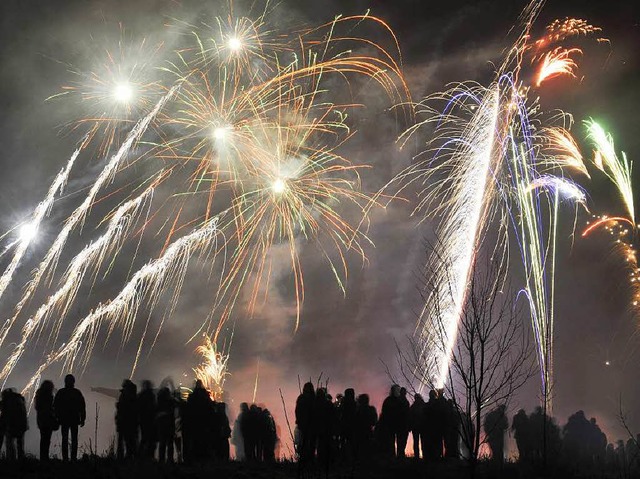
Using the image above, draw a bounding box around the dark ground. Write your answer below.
[0,457,630,479]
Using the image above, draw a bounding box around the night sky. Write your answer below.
[0,0,639,457]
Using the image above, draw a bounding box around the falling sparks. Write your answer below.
[193,334,230,401]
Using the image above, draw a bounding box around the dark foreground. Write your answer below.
[0,457,630,479]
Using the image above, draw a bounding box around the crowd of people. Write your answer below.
[1,376,639,473]
[112,378,232,463]
[294,383,470,467]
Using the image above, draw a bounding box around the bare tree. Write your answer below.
[395,249,534,473]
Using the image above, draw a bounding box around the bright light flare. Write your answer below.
[272,178,286,194]
[18,223,38,243]
[227,37,243,52]
[113,82,134,103]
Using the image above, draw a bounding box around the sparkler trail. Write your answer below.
[0,85,178,351]
[535,47,581,87]
[414,85,501,388]
[585,119,634,224]
[0,178,160,386]
[0,134,89,306]
[22,218,219,393]
[193,333,230,401]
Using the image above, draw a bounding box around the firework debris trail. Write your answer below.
[0,85,178,353]
[0,178,161,387]
[21,217,219,395]
[0,134,89,309]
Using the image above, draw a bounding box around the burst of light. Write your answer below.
[18,223,38,242]
[213,126,231,141]
[113,82,134,103]
[605,360,610,366]
[272,178,286,194]
[227,37,242,51]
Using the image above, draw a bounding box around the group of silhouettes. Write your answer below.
[2,376,637,469]
[295,383,473,466]
[113,378,232,463]
[0,374,87,462]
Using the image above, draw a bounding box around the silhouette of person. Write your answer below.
[314,387,335,468]
[410,393,425,459]
[173,389,186,463]
[237,402,251,460]
[397,387,410,458]
[529,406,561,461]
[511,409,530,461]
[53,374,86,462]
[1,388,28,460]
[156,386,175,463]
[262,408,278,462]
[138,380,157,459]
[249,404,263,461]
[379,384,402,458]
[339,388,357,461]
[35,380,57,461]
[423,389,444,461]
[444,398,460,459]
[354,393,377,461]
[116,379,138,460]
[186,379,212,462]
[484,404,508,463]
[213,401,231,461]
[295,382,316,463]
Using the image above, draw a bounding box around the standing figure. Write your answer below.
[339,388,357,461]
[156,387,176,463]
[116,379,138,459]
[397,387,410,458]
[409,393,425,459]
[354,394,377,461]
[185,380,212,462]
[484,404,508,463]
[2,389,28,460]
[295,382,316,463]
[54,374,86,462]
[138,380,157,459]
[379,385,401,458]
[35,380,57,461]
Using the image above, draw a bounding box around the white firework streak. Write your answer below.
[420,84,501,388]
[0,84,178,349]
[21,217,219,395]
[0,180,158,385]
[0,134,89,305]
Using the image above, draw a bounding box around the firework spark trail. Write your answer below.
[0,135,89,307]
[193,333,230,401]
[21,217,219,394]
[0,180,158,385]
[534,18,605,50]
[416,85,501,388]
[585,120,634,224]
[541,127,590,178]
[527,175,587,204]
[535,47,581,87]
[0,84,178,350]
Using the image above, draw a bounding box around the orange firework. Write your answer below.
[534,18,605,50]
[535,47,581,87]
